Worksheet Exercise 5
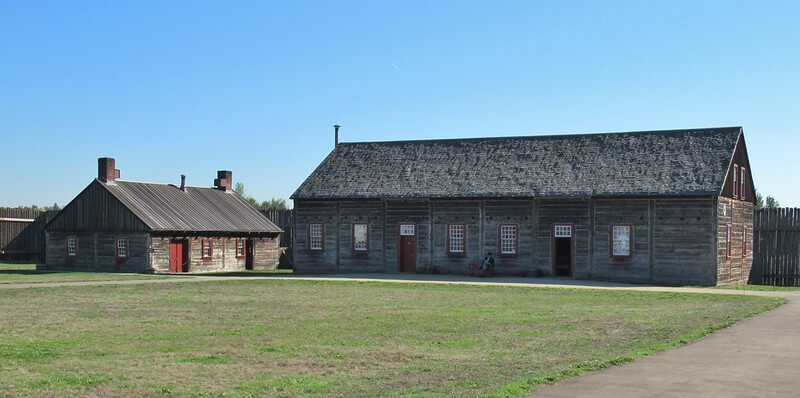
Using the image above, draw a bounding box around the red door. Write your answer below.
[399,224,416,272]
[245,239,254,270]
[169,239,187,273]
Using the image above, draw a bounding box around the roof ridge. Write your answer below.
[105,179,221,190]
[337,126,742,146]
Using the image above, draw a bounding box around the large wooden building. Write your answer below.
[44,158,282,273]
[291,127,754,286]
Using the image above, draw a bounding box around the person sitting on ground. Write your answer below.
[480,252,495,276]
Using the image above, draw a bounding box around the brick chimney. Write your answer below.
[98,157,120,182]
[214,170,232,191]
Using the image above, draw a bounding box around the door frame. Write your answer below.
[170,238,189,273]
[551,223,575,277]
[245,238,254,270]
[397,222,417,272]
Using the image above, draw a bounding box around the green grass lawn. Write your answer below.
[0,279,784,397]
[0,263,177,284]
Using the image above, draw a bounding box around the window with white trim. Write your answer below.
[740,167,746,201]
[400,224,415,236]
[554,225,572,238]
[733,163,738,199]
[202,238,213,259]
[448,224,465,254]
[726,224,732,259]
[499,224,517,255]
[236,239,245,258]
[116,238,127,258]
[353,223,368,251]
[66,237,77,256]
[611,225,631,257]
[309,223,323,250]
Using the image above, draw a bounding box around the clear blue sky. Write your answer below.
[2,1,798,207]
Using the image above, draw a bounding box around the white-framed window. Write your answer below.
[499,224,517,255]
[66,237,77,257]
[740,167,746,201]
[554,225,572,238]
[202,238,213,259]
[400,224,415,236]
[116,238,127,258]
[726,224,732,259]
[611,225,632,257]
[353,223,368,252]
[236,239,245,258]
[733,163,738,199]
[447,224,465,254]
[309,223,323,251]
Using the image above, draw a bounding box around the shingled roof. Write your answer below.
[100,180,282,233]
[291,127,743,200]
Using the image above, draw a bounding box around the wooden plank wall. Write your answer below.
[753,208,800,286]
[260,209,293,248]
[0,208,56,261]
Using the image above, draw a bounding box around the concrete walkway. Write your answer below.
[1,273,797,396]
[534,291,800,397]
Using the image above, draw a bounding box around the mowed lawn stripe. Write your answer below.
[0,279,784,397]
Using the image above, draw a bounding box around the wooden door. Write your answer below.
[245,239,254,270]
[170,239,187,273]
[399,224,416,272]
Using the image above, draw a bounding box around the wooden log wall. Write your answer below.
[753,208,800,286]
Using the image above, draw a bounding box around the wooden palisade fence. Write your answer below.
[0,208,57,262]
[260,209,294,262]
[752,208,800,286]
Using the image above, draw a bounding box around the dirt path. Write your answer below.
[0,273,791,299]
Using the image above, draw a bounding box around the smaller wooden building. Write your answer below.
[43,158,282,273]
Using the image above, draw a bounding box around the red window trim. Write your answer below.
[352,223,369,254]
[446,224,467,258]
[742,226,747,258]
[732,163,738,199]
[609,224,633,259]
[115,237,128,259]
[308,223,324,251]
[201,238,213,260]
[235,238,246,259]
[726,224,732,259]
[498,224,519,257]
[740,167,747,201]
[66,236,78,257]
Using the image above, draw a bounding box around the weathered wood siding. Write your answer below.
[293,201,338,273]
[537,200,591,277]
[294,197,727,285]
[650,199,716,285]
[590,199,650,282]
[45,181,148,232]
[484,200,536,275]
[431,200,481,273]
[45,231,150,272]
[385,201,432,272]
[337,200,384,272]
[716,197,754,285]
